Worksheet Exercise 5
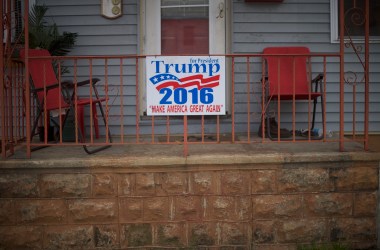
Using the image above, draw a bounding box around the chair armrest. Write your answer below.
[311,73,324,83]
[62,78,102,102]
[32,83,60,93]
[62,78,101,88]
[32,78,100,92]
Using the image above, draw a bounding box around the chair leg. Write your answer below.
[97,101,112,143]
[308,96,323,140]
[92,103,100,139]
[82,101,112,154]
[77,105,85,142]
[320,93,325,138]
[311,98,317,130]
[31,110,42,138]
[263,83,277,141]
[265,115,276,140]
[76,104,99,140]
[311,81,324,140]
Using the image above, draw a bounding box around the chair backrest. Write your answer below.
[20,49,67,110]
[263,47,310,96]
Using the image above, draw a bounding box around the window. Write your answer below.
[161,0,209,55]
[330,0,380,43]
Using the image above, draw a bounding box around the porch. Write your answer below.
[0,50,373,159]
[1,28,379,250]
[0,1,376,159]
[1,0,379,249]
[0,55,378,249]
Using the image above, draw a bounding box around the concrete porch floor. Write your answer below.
[2,138,380,169]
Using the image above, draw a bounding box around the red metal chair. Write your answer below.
[262,46,324,140]
[20,49,112,154]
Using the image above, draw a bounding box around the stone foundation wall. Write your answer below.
[0,161,378,249]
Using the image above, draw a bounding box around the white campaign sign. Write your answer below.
[146,56,226,116]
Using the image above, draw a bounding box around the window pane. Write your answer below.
[161,0,208,19]
[161,0,208,7]
[161,0,209,55]
[339,0,380,37]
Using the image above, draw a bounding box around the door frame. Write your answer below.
[139,0,232,115]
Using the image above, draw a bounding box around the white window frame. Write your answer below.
[330,0,380,43]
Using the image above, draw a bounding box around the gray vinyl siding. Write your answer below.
[38,1,138,55]
[37,0,379,135]
[232,0,380,133]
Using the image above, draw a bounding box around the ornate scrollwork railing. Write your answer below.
[343,3,367,86]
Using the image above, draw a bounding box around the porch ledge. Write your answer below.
[1,142,380,170]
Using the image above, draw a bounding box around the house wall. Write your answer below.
[232,0,380,133]
[36,0,380,135]
[0,160,378,249]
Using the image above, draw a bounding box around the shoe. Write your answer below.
[258,117,291,138]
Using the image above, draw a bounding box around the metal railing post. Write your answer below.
[364,0,369,151]
[0,0,5,158]
[183,115,188,156]
[231,56,235,143]
[24,0,31,158]
[339,0,345,152]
